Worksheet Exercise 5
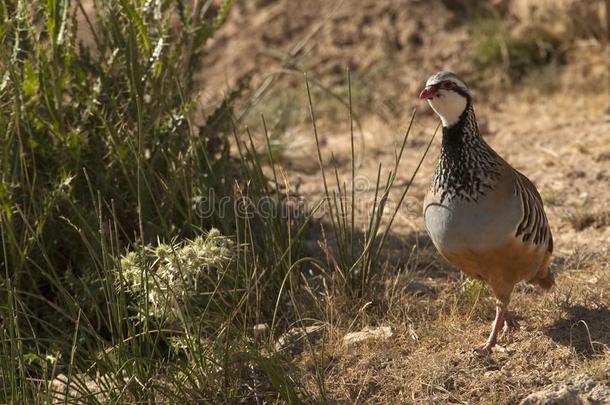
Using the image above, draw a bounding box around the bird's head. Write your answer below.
[419,71,471,127]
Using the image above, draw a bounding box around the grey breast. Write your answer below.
[424,182,522,254]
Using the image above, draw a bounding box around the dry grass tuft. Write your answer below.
[566,210,610,231]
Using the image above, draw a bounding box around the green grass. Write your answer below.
[0,0,302,402]
[0,2,434,403]
[471,18,563,82]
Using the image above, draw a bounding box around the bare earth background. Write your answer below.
[193,0,610,403]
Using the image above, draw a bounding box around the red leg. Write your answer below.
[476,305,507,354]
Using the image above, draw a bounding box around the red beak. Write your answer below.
[419,85,438,100]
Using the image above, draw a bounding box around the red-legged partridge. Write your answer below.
[420,71,554,353]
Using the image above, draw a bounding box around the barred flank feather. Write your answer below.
[514,172,554,253]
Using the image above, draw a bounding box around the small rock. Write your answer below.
[49,373,106,404]
[253,323,269,339]
[342,326,393,346]
[49,370,132,403]
[520,374,610,405]
[275,325,325,355]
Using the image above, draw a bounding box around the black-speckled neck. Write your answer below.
[433,103,501,203]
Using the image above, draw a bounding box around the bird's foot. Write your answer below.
[473,347,491,356]
[473,339,496,356]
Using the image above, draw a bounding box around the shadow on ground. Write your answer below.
[546,305,610,357]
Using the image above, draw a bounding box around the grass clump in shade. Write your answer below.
[0,0,433,402]
[306,72,438,300]
[0,0,307,402]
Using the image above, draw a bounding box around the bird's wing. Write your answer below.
[513,170,553,253]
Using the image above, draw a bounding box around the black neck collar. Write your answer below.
[434,100,500,202]
[441,101,479,150]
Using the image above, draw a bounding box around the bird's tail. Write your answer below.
[531,269,554,290]
[529,255,554,290]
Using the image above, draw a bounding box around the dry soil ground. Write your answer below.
[282,90,610,404]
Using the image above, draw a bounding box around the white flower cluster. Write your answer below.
[117,228,234,321]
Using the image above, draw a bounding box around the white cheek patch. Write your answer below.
[428,90,467,127]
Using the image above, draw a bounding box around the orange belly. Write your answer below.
[440,239,550,305]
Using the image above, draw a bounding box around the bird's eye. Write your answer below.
[441,81,456,89]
